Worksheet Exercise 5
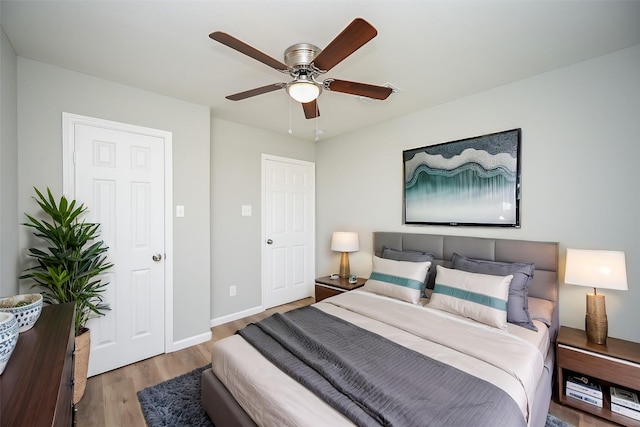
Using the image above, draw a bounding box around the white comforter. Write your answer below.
[211,290,549,427]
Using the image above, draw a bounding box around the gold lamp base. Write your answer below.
[338,252,350,279]
[585,293,608,344]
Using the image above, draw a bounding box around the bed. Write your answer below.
[202,232,559,427]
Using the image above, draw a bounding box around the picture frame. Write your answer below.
[403,128,521,227]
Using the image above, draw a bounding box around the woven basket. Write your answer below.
[73,328,91,404]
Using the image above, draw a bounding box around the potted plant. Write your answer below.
[20,187,113,404]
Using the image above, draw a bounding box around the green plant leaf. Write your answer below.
[22,187,114,336]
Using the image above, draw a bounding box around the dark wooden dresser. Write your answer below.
[1,302,75,426]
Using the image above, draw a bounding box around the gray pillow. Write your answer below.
[451,253,537,331]
[381,247,433,263]
[381,247,434,297]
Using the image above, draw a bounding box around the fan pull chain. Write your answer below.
[314,102,320,141]
[288,97,293,134]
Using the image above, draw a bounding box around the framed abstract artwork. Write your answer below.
[403,129,521,227]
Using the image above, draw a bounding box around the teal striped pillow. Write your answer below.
[429,265,512,330]
[364,256,431,304]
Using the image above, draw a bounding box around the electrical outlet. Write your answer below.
[229,285,237,297]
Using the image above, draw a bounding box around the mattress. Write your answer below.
[211,290,550,427]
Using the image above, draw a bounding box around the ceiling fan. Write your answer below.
[209,18,393,119]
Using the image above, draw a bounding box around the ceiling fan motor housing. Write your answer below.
[284,43,322,70]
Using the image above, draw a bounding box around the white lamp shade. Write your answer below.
[287,81,320,103]
[565,248,628,290]
[331,232,359,253]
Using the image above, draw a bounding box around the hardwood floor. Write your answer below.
[76,297,619,427]
[549,401,619,427]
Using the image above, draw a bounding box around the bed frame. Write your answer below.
[202,232,559,427]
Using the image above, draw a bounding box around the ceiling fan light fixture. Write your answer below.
[287,78,321,103]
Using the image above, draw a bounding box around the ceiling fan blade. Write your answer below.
[210,31,288,71]
[226,84,285,101]
[312,18,377,72]
[302,100,320,119]
[324,79,393,100]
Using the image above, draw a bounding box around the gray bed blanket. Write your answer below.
[237,306,526,427]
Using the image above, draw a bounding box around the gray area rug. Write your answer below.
[138,364,214,427]
[137,363,574,427]
[545,413,575,427]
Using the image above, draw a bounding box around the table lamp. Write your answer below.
[564,248,628,344]
[331,232,359,279]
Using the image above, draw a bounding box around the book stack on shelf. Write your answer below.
[611,386,640,421]
[565,374,603,407]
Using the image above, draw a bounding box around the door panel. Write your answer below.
[263,156,315,308]
[73,123,166,377]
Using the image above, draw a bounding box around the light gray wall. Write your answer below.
[210,118,315,319]
[316,45,640,342]
[16,58,211,343]
[0,23,19,297]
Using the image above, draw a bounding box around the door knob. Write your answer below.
[152,253,163,262]
[266,239,273,245]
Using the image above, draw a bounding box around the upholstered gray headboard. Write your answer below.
[373,232,560,340]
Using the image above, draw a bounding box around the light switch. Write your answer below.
[176,205,185,217]
[241,205,252,216]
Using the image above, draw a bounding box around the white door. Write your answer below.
[263,155,315,309]
[63,114,171,377]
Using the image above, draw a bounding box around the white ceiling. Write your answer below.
[2,0,640,141]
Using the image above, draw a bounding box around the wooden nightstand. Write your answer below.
[556,326,640,426]
[315,275,367,302]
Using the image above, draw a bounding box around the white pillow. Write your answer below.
[364,256,431,304]
[429,265,512,330]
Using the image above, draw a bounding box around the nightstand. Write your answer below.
[315,275,366,302]
[556,326,640,426]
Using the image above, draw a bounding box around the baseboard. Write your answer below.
[211,304,264,327]
[171,330,212,352]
